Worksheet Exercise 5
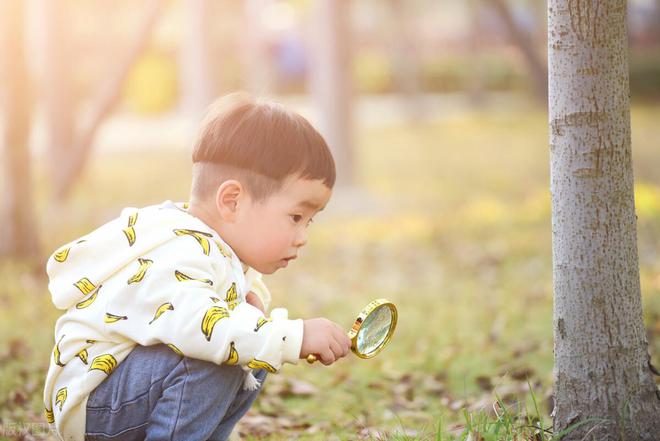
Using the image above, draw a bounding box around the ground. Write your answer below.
[1,102,658,440]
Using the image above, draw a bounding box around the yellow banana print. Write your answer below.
[86,339,97,344]
[149,302,174,324]
[76,348,89,365]
[55,387,67,411]
[201,306,229,341]
[53,334,65,367]
[89,354,118,375]
[225,283,238,310]
[175,270,213,286]
[254,317,271,332]
[247,359,277,373]
[127,258,153,285]
[54,247,70,263]
[75,285,101,309]
[182,202,189,209]
[122,212,139,246]
[226,341,239,365]
[105,312,128,323]
[45,406,55,423]
[123,226,136,246]
[167,344,184,357]
[209,296,221,303]
[214,240,232,259]
[74,278,96,295]
[174,229,213,255]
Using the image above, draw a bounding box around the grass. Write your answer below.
[1,102,659,440]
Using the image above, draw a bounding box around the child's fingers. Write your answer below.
[329,339,344,360]
[331,334,349,358]
[319,348,336,365]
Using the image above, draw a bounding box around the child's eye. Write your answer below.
[291,214,303,223]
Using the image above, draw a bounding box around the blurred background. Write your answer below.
[1,0,659,439]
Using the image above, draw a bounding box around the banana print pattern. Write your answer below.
[45,406,55,423]
[105,312,128,323]
[175,270,213,286]
[76,348,89,365]
[89,354,118,375]
[167,344,184,357]
[149,302,174,324]
[225,283,238,310]
[226,341,239,365]
[74,278,96,295]
[127,258,153,285]
[54,247,70,263]
[123,212,138,246]
[55,387,67,411]
[173,229,213,256]
[75,285,101,309]
[214,240,232,259]
[201,306,229,341]
[209,296,221,303]
[86,339,97,344]
[254,317,271,332]
[247,358,277,373]
[53,334,65,367]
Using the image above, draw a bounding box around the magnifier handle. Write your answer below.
[306,354,318,364]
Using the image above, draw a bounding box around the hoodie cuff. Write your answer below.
[279,318,304,365]
[270,307,303,366]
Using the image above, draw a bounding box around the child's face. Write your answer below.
[231,176,332,274]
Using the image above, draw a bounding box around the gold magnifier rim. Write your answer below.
[348,298,398,359]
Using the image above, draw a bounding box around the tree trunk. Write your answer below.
[308,0,354,187]
[51,0,164,202]
[38,0,76,195]
[548,1,660,439]
[179,0,214,117]
[0,0,39,259]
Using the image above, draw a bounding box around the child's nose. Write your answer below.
[294,229,308,247]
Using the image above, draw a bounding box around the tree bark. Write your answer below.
[0,0,39,259]
[549,1,660,439]
[308,0,354,187]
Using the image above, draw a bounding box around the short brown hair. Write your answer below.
[191,92,335,201]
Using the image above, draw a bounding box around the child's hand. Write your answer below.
[300,318,352,365]
[246,291,266,313]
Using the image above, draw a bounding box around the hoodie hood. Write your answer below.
[47,201,228,310]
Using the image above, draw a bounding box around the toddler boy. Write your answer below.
[43,92,351,441]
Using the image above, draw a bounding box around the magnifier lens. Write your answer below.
[356,304,393,356]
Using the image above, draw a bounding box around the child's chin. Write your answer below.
[257,263,280,275]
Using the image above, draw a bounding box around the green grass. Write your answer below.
[1,103,659,440]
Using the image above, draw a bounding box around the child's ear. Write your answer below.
[215,180,243,222]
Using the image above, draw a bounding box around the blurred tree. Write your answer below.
[385,0,424,119]
[0,0,39,259]
[179,0,215,116]
[39,0,164,202]
[486,0,548,102]
[467,0,486,105]
[242,0,274,94]
[308,0,354,187]
[548,1,660,439]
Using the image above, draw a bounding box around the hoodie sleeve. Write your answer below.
[101,236,303,372]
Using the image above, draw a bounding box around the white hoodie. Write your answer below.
[42,201,303,441]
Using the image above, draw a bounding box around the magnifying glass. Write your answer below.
[306,298,398,363]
